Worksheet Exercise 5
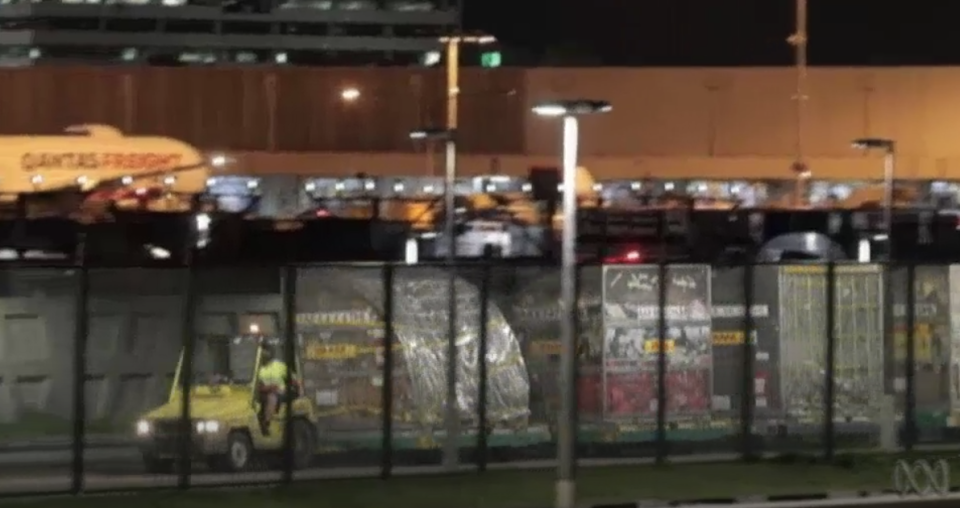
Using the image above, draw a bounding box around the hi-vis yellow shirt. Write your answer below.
[258,361,289,392]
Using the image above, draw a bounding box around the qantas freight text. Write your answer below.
[20,152,183,171]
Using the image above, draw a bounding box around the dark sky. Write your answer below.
[464,0,960,66]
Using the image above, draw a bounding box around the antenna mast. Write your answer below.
[788,0,809,205]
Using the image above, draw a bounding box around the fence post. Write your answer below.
[281,264,297,482]
[380,263,395,479]
[655,212,668,464]
[904,262,917,451]
[70,226,89,495]
[477,259,491,472]
[739,261,756,460]
[177,242,197,489]
[823,258,837,460]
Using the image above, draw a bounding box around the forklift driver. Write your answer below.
[256,345,289,436]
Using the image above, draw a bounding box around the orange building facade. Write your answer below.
[5,66,960,181]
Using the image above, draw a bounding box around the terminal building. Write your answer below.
[0,0,457,65]
[3,65,960,216]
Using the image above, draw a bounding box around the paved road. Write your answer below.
[0,447,768,495]
[3,445,960,506]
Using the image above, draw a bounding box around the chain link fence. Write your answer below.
[0,261,953,494]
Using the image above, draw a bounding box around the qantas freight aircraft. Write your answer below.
[0,124,211,221]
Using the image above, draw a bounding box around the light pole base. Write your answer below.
[441,442,459,470]
[554,479,576,508]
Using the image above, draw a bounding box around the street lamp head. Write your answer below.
[532,100,612,118]
[339,87,361,102]
[851,137,895,151]
[409,127,454,141]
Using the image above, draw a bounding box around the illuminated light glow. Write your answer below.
[163,176,176,186]
[603,247,644,265]
[534,105,567,117]
[30,174,42,185]
[122,176,133,185]
[422,51,441,66]
[858,239,871,262]
[195,213,211,232]
[147,246,170,259]
[340,87,361,102]
[562,115,579,213]
[532,100,612,118]
[405,237,419,264]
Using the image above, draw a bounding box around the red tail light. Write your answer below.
[314,209,331,217]
[603,247,644,264]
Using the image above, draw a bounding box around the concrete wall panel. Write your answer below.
[804,69,870,158]
[521,67,960,178]
[711,69,796,157]
[524,69,716,158]
[0,67,525,155]
[0,268,296,436]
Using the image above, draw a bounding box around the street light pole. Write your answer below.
[436,32,494,470]
[440,33,495,134]
[532,100,611,508]
[852,137,896,408]
[788,0,809,205]
[557,114,579,508]
[441,132,458,470]
[445,38,460,131]
[882,148,895,244]
[410,127,460,469]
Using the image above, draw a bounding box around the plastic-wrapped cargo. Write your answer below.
[296,266,530,443]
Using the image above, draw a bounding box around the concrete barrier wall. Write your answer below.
[0,269,283,429]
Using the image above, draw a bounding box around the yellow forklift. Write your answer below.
[134,328,317,473]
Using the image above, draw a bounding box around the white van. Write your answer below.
[456,220,511,257]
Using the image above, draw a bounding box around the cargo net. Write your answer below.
[779,266,885,425]
[345,268,532,431]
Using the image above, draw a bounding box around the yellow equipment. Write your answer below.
[133,333,317,473]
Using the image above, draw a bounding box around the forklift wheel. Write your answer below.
[210,431,254,472]
[291,419,316,470]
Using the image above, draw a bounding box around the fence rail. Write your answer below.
[0,260,953,495]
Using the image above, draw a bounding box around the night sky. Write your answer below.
[464,0,960,66]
